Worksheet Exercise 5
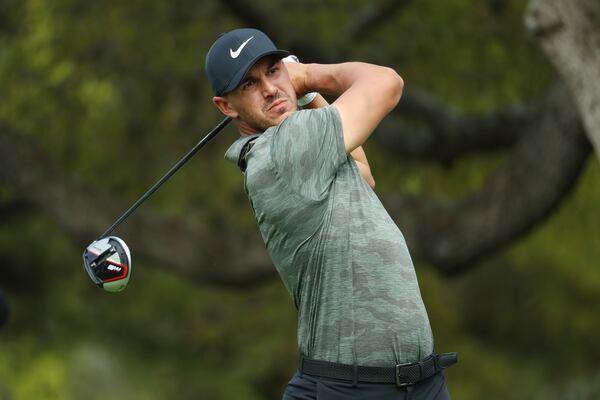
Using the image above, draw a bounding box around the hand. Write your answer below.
[283,60,309,98]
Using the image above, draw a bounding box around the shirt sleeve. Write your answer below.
[271,106,348,200]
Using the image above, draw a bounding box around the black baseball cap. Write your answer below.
[205,28,289,96]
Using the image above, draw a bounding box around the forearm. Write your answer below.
[299,62,402,105]
[292,62,403,153]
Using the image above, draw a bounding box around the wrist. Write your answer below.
[283,56,316,107]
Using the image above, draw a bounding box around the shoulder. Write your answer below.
[272,107,342,144]
[279,107,341,130]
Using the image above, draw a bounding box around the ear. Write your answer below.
[213,96,239,119]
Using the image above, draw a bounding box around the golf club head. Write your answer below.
[83,236,132,292]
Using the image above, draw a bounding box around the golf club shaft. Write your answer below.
[98,116,232,240]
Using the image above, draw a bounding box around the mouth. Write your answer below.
[267,98,287,112]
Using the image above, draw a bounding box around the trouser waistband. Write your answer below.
[299,352,458,387]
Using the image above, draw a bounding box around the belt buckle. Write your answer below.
[395,361,415,387]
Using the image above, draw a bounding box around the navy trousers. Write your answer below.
[282,370,451,400]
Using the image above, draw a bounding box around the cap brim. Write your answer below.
[219,50,290,95]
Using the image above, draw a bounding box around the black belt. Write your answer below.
[300,352,457,387]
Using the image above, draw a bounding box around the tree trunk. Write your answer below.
[526,0,600,163]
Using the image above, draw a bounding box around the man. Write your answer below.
[205,28,456,399]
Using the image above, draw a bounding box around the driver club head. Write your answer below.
[83,236,132,292]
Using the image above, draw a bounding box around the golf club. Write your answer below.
[83,116,232,292]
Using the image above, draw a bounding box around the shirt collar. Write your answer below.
[224,134,261,172]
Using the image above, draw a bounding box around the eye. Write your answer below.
[242,80,255,90]
[267,65,279,75]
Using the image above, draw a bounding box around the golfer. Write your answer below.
[205,28,456,399]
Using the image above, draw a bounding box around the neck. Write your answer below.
[238,121,262,136]
[235,119,263,136]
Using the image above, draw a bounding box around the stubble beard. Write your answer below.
[243,92,297,132]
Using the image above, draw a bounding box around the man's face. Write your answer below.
[214,56,298,133]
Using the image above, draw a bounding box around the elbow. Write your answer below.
[383,67,404,109]
[368,177,376,189]
[396,73,404,100]
[363,168,376,189]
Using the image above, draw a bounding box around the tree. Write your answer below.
[1,1,599,398]
[0,0,593,284]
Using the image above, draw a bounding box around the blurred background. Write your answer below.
[1,0,599,399]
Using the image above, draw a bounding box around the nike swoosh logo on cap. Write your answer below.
[230,36,254,59]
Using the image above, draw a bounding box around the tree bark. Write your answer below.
[526,0,600,164]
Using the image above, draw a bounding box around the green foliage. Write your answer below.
[1,0,599,399]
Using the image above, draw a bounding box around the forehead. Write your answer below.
[245,55,281,77]
[226,55,284,97]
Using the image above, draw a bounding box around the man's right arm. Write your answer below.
[289,62,404,154]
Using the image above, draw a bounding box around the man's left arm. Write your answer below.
[302,93,375,189]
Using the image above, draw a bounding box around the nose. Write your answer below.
[260,78,278,97]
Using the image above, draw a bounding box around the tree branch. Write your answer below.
[382,81,591,274]
[374,88,538,161]
[345,0,414,41]
[219,0,538,163]
[0,198,32,221]
[219,0,335,62]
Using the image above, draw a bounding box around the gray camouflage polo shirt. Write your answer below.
[225,106,433,366]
